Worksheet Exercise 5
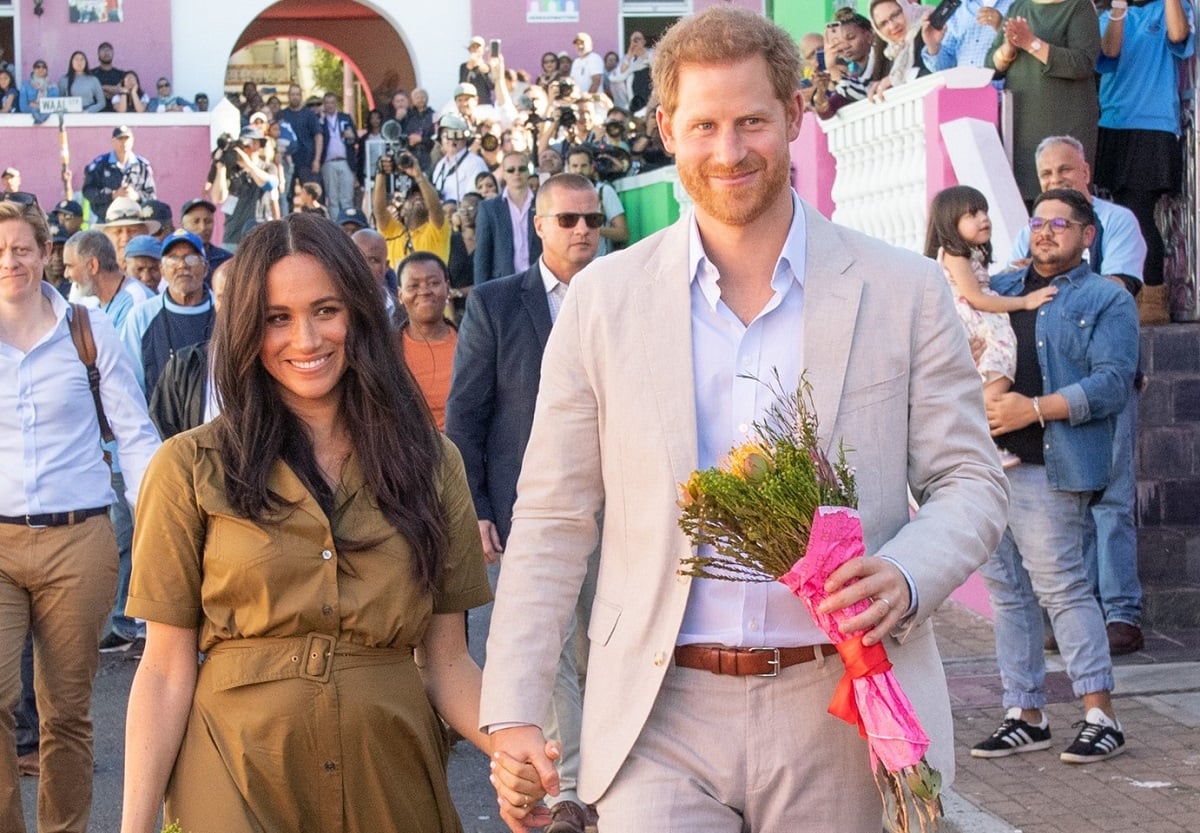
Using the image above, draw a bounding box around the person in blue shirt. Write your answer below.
[973,188,1137,766]
[0,198,160,831]
[1093,0,1193,317]
[922,0,1016,71]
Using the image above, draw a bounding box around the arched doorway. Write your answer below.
[171,0,469,116]
[232,0,415,110]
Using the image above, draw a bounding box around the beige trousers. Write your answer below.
[596,650,883,833]
[0,516,117,833]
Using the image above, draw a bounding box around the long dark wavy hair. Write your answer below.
[212,212,448,590]
[924,184,994,265]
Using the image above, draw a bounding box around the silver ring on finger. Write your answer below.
[877,596,893,611]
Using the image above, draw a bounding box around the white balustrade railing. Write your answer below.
[816,67,995,254]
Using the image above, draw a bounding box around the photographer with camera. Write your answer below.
[430,113,490,202]
[210,125,281,247]
[373,147,450,266]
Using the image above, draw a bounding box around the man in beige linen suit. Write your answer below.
[482,8,1009,832]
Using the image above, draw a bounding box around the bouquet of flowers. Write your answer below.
[677,375,942,833]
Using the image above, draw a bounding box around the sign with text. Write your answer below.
[39,97,84,114]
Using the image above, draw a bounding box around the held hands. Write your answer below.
[1023,285,1058,310]
[489,726,561,832]
[816,557,911,646]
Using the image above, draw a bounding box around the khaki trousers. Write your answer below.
[0,516,117,833]
[596,651,883,833]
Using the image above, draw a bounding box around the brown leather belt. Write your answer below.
[674,644,838,677]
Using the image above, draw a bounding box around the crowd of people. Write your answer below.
[0,2,1195,832]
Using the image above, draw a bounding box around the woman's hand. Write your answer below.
[868,77,894,103]
[1004,16,1037,50]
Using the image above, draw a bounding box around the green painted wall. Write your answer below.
[769,1,937,40]
[617,180,681,244]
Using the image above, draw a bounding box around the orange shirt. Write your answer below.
[402,326,457,431]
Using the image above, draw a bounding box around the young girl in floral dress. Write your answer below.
[925,185,1058,467]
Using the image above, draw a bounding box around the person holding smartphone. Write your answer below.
[460,36,496,105]
[923,0,1015,71]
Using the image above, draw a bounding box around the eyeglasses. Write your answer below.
[33,63,47,70]
[543,212,603,229]
[163,253,205,268]
[504,166,523,173]
[1029,216,1085,234]
[157,82,170,89]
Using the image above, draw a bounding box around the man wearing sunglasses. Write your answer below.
[474,151,541,284]
[976,188,1137,765]
[446,173,601,833]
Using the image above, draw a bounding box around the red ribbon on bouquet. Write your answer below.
[829,634,893,739]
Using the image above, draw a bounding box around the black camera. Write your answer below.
[396,151,416,169]
[558,106,577,129]
[557,78,574,97]
[480,134,500,152]
[214,133,244,168]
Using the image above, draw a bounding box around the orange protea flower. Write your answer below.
[722,442,774,483]
[678,472,704,508]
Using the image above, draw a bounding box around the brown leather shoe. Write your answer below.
[1107,622,1144,656]
[546,800,590,833]
[16,751,38,777]
[1044,631,1059,653]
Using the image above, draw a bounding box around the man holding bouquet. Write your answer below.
[481,7,1009,832]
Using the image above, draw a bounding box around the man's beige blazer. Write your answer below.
[481,202,1009,803]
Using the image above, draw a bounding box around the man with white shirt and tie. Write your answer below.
[445,173,602,833]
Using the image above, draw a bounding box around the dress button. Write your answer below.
[322,605,333,616]
[324,761,336,771]
[653,652,665,667]
[321,549,333,560]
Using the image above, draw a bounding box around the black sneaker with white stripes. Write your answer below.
[970,708,1052,758]
[1059,708,1126,764]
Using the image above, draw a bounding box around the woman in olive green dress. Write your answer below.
[120,213,547,833]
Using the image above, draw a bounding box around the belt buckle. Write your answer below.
[301,633,335,683]
[24,515,48,530]
[749,646,781,678]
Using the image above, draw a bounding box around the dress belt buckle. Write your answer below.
[749,646,781,677]
[24,515,48,529]
[301,633,335,683]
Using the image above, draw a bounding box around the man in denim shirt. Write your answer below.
[972,189,1137,765]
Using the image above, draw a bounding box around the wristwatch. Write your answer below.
[1028,38,1043,53]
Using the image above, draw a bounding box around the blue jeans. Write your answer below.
[1082,390,1142,626]
[978,464,1114,710]
[108,470,139,640]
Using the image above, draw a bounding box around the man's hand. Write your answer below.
[986,391,1038,435]
[479,520,504,564]
[817,557,911,645]
[489,726,561,832]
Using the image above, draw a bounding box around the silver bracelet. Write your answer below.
[1032,396,1046,428]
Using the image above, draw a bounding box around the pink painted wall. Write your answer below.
[16,0,173,88]
[0,118,215,224]
[792,115,835,218]
[471,0,763,85]
[923,84,1001,206]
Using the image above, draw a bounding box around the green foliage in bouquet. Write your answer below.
[678,374,857,582]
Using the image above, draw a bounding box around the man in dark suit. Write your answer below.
[473,151,541,285]
[445,173,601,833]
